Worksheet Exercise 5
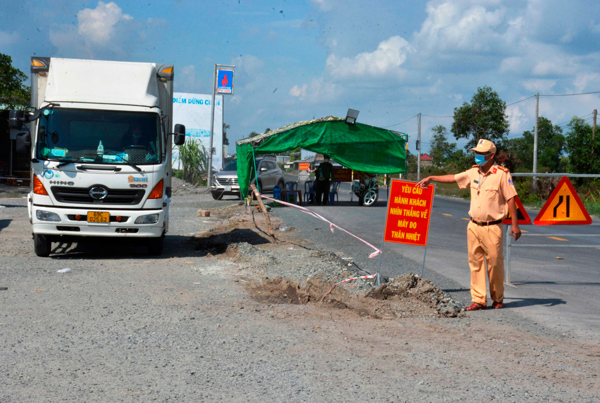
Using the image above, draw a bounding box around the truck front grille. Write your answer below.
[51,186,145,205]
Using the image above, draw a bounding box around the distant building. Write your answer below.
[276,155,291,164]
[420,153,433,167]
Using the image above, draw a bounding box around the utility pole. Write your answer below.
[593,109,597,140]
[593,109,597,155]
[417,113,421,181]
[533,93,539,188]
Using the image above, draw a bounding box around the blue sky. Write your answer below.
[2,0,600,155]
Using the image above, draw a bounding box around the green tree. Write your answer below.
[248,127,270,138]
[289,146,301,162]
[451,86,509,151]
[429,125,457,167]
[0,53,30,110]
[508,117,565,172]
[565,117,600,174]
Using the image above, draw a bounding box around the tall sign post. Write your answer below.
[208,64,235,189]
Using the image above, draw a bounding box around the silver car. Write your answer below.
[211,157,285,200]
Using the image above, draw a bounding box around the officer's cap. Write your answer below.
[469,139,496,154]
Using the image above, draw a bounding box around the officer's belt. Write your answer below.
[470,218,502,226]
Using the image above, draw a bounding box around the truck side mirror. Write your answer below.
[15,131,32,154]
[173,123,185,146]
[9,110,24,131]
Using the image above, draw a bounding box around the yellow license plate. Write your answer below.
[87,211,110,223]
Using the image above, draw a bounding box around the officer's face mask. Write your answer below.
[474,153,489,166]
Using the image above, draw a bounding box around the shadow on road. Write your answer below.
[511,281,600,287]
[44,229,272,260]
[0,219,11,232]
[503,297,567,308]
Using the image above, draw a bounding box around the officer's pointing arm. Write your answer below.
[416,174,457,189]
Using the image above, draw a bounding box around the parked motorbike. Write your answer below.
[352,174,379,206]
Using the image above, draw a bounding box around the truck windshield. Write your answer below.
[36,108,162,165]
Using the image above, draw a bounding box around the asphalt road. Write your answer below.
[276,178,600,343]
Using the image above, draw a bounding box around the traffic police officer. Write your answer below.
[416,139,521,311]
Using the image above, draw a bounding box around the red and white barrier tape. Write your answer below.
[256,192,382,259]
[321,273,379,301]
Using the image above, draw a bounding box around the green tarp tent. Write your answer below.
[235,116,407,198]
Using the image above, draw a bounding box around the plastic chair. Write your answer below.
[284,181,300,204]
[304,180,316,204]
[329,180,340,205]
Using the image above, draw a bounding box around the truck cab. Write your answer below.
[10,57,185,257]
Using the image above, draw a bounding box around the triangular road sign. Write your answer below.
[502,196,531,225]
[534,176,592,225]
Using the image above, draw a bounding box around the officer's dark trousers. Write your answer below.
[315,180,330,205]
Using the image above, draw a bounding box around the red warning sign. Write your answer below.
[333,168,352,182]
[384,179,435,247]
[534,176,592,225]
[502,195,531,225]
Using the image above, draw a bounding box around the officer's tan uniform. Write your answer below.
[454,164,517,305]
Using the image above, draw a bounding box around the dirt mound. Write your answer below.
[368,274,464,317]
[248,278,312,305]
[246,273,464,319]
[197,203,465,319]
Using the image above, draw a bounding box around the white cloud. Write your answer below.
[77,1,132,47]
[499,57,523,73]
[49,1,154,59]
[289,77,337,103]
[573,73,599,92]
[290,84,307,98]
[326,36,409,79]
[522,79,556,92]
[531,58,575,77]
[232,55,265,76]
[415,1,506,53]
[0,31,19,47]
[308,0,335,12]
[506,105,527,133]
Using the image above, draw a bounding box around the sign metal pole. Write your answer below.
[208,64,217,189]
[421,188,435,277]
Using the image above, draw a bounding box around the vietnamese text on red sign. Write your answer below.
[384,180,434,247]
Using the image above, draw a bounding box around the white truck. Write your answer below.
[9,57,186,257]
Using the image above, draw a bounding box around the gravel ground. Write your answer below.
[1,179,599,402]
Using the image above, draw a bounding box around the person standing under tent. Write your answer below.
[315,155,334,205]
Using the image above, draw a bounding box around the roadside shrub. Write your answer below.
[176,140,209,185]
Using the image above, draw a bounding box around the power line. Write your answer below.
[421,114,453,118]
[506,95,536,107]
[385,114,418,128]
[541,90,600,98]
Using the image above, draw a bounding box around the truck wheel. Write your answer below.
[211,191,223,200]
[362,189,378,207]
[34,234,52,257]
[147,235,164,256]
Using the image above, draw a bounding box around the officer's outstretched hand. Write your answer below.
[416,177,431,189]
[511,224,521,242]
